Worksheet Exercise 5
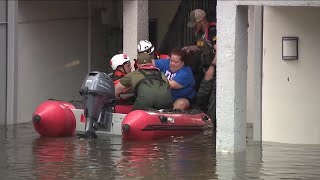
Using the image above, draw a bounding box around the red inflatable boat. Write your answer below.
[32,72,213,140]
[32,101,212,140]
[119,106,212,140]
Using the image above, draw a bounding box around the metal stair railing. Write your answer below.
[158,0,216,54]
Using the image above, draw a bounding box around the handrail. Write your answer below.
[158,0,216,54]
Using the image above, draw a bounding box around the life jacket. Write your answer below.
[155,51,170,59]
[112,70,127,85]
[138,64,160,71]
[134,67,170,99]
[159,54,170,59]
[196,22,216,48]
[205,22,217,45]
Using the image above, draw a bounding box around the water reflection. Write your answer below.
[1,123,320,179]
[33,137,75,180]
[116,134,217,179]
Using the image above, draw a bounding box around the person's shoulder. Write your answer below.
[155,59,170,63]
[178,66,194,78]
[128,70,143,76]
[180,66,193,73]
[155,59,170,69]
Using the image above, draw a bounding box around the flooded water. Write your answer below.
[1,123,320,179]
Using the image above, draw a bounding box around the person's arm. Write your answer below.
[115,74,132,97]
[115,82,128,97]
[154,59,169,72]
[204,65,215,81]
[171,67,194,89]
[169,80,183,89]
[204,44,217,81]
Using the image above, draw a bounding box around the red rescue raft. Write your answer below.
[32,100,212,140]
[32,100,76,137]
[117,105,212,141]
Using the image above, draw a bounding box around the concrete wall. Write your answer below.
[17,1,89,123]
[14,0,179,123]
[262,6,320,144]
[0,0,7,125]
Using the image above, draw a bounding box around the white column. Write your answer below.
[123,0,148,65]
[247,6,263,142]
[6,0,18,125]
[252,6,263,142]
[216,2,248,152]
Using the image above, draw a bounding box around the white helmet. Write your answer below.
[110,54,131,70]
[137,40,154,54]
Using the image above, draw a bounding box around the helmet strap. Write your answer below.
[121,66,128,74]
[139,45,154,54]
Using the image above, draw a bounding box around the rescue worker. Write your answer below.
[135,40,156,69]
[137,40,169,60]
[137,40,155,56]
[184,9,217,122]
[109,53,132,84]
[183,9,216,91]
[115,53,173,110]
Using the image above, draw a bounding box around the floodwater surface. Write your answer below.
[0,123,320,179]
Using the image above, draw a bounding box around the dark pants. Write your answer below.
[196,78,216,123]
[133,96,173,110]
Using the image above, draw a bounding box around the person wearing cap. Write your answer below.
[183,9,217,90]
[184,9,216,53]
[115,53,173,110]
[184,9,217,122]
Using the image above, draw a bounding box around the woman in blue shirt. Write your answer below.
[154,48,196,109]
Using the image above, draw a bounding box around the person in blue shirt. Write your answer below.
[154,48,196,110]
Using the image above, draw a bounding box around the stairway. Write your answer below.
[158,0,216,54]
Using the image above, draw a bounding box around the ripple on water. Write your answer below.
[0,123,320,179]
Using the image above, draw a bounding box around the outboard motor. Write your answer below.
[78,71,116,138]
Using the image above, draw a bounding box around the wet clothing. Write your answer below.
[119,65,173,110]
[155,59,196,101]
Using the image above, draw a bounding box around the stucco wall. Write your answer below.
[262,6,320,144]
[17,1,89,123]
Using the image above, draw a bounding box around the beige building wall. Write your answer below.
[17,1,89,123]
[262,6,320,144]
